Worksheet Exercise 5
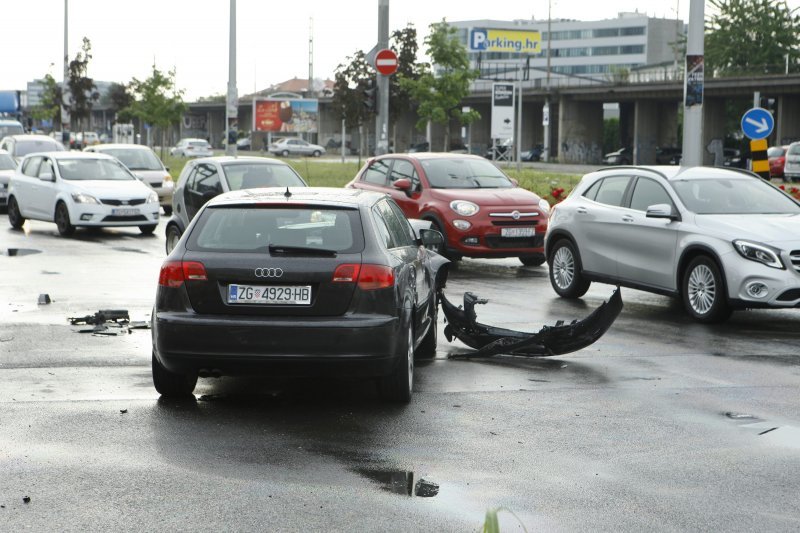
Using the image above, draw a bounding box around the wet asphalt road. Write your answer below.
[1,219,799,531]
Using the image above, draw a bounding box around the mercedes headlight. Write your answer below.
[71,193,100,204]
[733,240,784,269]
[450,200,479,217]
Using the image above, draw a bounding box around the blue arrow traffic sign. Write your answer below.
[741,107,774,140]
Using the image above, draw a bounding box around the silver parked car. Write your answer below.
[84,144,174,215]
[0,148,17,210]
[545,166,800,322]
[783,141,800,182]
[268,137,326,157]
[164,156,308,253]
[170,138,213,158]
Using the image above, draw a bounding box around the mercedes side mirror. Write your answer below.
[646,203,680,221]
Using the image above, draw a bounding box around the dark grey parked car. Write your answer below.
[152,187,448,402]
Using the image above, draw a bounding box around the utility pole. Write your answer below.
[542,0,552,162]
[375,0,390,155]
[61,0,70,144]
[681,0,704,166]
[225,0,238,156]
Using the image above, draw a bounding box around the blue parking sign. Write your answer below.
[741,107,774,140]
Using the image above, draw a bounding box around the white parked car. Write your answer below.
[7,152,159,236]
[84,144,174,215]
[0,148,16,211]
[0,134,65,163]
[170,138,213,158]
[268,137,326,157]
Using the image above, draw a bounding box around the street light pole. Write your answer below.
[681,0,704,166]
[225,0,238,156]
[543,0,552,162]
[375,0,390,155]
[61,0,70,143]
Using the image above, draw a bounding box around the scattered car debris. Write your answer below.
[414,478,439,498]
[69,309,130,326]
[120,409,128,414]
[37,294,51,305]
[22,496,31,504]
[68,309,150,337]
[441,288,623,358]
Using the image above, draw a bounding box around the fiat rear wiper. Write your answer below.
[268,244,337,257]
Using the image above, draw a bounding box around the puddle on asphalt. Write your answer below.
[355,468,439,498]
[723,412,800,449]
[112,247,148,254]
[5,248,42,256]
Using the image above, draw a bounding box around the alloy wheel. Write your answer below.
[552,246,575,290]
[687,264,716,315]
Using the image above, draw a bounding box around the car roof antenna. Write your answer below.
[284,187,292,198]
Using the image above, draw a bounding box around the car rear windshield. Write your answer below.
[189,141,209,148]
[0,153,15,170]
[56,158,136,181]
[421,158,513,189]
[788,144,800,156]
[100,148,163,171]
[15,139,65,157]
[672,178,800,215]
[222,162,306,189]
[187,206,365,253]
[0,124,24,137]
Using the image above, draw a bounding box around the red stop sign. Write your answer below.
[375,49,398,76]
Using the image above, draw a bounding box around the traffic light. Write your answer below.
[363,79,378,114]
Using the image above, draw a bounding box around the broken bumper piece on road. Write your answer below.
[441,288,623,358]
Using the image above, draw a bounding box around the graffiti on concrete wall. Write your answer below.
[561,140,602,164]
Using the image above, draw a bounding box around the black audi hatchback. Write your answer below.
[152,187,448,402]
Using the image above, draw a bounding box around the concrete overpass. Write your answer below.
[461,73,800,165]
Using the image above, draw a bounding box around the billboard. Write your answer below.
[469,28,541,54]
[491,83,515,139]
[0,91,20,114]
[685,55,704,107]
[253,99,319,133]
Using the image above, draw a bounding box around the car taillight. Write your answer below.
[159,260,207,287]
[357,264,394,290]
[332,264,394,289]
[333,264,361,282]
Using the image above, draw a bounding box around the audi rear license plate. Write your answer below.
[227,285,312,305]
[501,227,535,238]
[111,208,140,216]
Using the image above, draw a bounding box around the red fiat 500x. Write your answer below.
[347,153,550,266]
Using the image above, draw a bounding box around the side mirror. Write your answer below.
[419,228,444,248]
[509,177,519,187]
[393,178,412,191]
[39,172,54,182]
[646,203,680,221]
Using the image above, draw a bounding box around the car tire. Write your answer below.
[281,150,289,157]
[548,239,590,298]
[152,351,197,397]
[165,225,182,254]
[8,197,25,229]
[312,150,321,157]
[415,296,438,360]
[55,202,75,236]
[139,224,157,235]
[379,317,414,403]
[681,256,732,323]
[519,253,546,267]
[162,205,173,216]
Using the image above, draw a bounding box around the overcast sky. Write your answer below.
[1,0,796,101]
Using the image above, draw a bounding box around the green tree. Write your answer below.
[706,0,800,75]
[65,37,99,134]
[29,74,62,126]
[125,65,187,156]
[399,19,480,151]
[332,50,374,155]
[102,82,134,124]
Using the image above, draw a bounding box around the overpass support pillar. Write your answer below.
[557,97,603,164]
[634,100,659,164]
[776,96,800,145]
[702,97,726,166]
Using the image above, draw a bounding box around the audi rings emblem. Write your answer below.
[254,268,284,278]
[511,210,521,220]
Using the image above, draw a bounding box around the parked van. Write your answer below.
[0,119,24,139]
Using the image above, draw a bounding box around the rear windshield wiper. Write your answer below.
[268,244,337,257]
